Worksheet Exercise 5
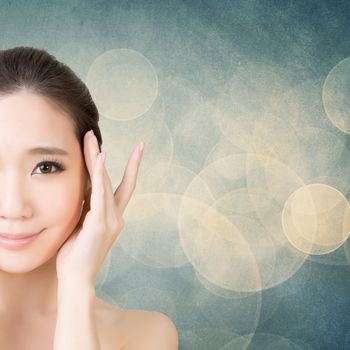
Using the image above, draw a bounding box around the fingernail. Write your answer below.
[138,142,144,154]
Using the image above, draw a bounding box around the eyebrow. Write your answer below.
[27,147,69,156]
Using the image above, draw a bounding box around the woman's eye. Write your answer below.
[34,161,65,175]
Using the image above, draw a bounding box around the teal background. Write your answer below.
[1,1,350,349]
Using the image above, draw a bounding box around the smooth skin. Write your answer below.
[78,113,178,350]
[0,91,178,349]
[56,128,144,286]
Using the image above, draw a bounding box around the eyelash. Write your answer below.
[35,157,66,175]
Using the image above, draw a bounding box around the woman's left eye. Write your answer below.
[34,160,65,175]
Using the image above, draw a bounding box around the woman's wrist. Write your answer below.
[54,280,100,349]
[57,279,96,303]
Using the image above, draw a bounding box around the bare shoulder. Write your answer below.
[121,309,179,350]
[95,297,179,350]
[94,298,127,350]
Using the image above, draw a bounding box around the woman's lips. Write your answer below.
[0,232,40,239]
[0,230,43,250]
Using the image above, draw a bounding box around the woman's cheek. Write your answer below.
[41,180,84,241]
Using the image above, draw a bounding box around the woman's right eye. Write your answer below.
[34,161,65,175]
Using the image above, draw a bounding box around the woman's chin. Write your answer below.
[0,250,57,274]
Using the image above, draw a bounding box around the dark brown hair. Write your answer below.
[0,46,102,157]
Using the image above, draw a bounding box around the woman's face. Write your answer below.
[0,90,89,273]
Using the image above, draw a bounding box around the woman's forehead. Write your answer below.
[0,91,68,117]
[0,93,74,135]
[0,92,80,160]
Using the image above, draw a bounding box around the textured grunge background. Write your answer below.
[1,1,350,349]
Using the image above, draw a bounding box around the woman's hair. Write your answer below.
[0,46,102,155]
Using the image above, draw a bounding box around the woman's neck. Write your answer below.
[0,254,58,318]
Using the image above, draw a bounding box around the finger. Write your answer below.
[101,152,115,204]
[90,151,106,225]
[84,130,116,228]
[114,142,144,213]
[101,157,120,225]
[84,130,100,183]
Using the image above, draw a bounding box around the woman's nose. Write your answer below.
[0,173,31,219]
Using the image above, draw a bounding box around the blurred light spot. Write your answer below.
[282,184,350,255]
[87,48,158,120]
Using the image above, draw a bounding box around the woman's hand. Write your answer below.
[55,130,144,286]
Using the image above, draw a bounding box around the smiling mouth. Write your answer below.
[0,230,44,240]
[0,230,43,250]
